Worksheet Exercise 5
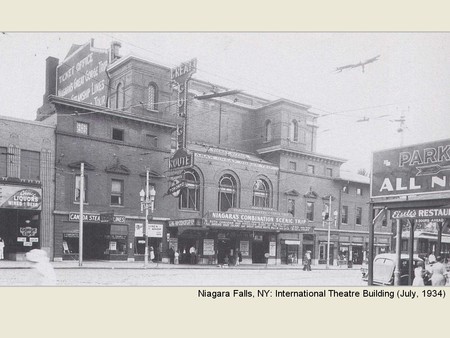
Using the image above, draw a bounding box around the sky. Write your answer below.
[0,32,449,173]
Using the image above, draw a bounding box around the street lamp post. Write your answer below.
[140,169,156,269]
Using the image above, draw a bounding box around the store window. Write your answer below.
[290,120,299,142]
[252,178,271,208]
[147,83,158,110]
[111,179,124,205]
[264,120,272,142]
[341,206,348,224]
[288,199,295,216]
[218,174,237,212]
[179,169,200,210]
[76,121,89,135]
[63,233,79,254]
[116,83,124,109]
[0,147,7,177]
[20,150,40,180]
[356,207,362,225]
[75,174,88,203]
[306,201,314,221]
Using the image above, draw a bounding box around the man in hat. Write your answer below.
[26,249,57,286]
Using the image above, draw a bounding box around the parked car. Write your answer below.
[362,253,425,286]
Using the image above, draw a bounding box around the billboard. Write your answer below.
[371,138,450,198]
[57,42,109,107]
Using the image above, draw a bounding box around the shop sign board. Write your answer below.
[0,186,42,210]
[391,207,450,220]
[203,211,311,232]
[100,211,114,223]
[57,42,109,106]
[371,138,450,198]
[239,241,249,256]
[169,148,194,170]
[170,58,197,118]
[269,242,276,257]
[148,223,163,238]
[168,219,200,227]
[167,179,186,197]
[135,223,144,237]
[68,212,126,223]
[203,239,215,255]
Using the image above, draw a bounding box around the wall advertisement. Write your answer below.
[0,185,42,210]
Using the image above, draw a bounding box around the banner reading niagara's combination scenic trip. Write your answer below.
[371,138,450,198]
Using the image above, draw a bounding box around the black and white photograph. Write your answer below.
[0,32,449,287]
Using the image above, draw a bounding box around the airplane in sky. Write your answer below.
[335,55,381,73]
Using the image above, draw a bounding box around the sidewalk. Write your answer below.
[0,259,362,270]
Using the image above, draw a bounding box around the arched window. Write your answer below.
[264,120,272,142]
[147,83,158,110]
[116,83,124,109]
[218,174,237,211]
[179,169,200,210]
[290,120,298,142]
[252,179,271,208]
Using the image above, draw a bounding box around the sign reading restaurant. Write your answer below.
[391,207,450,220]
[203,211,311,232]
[371,138,450,198]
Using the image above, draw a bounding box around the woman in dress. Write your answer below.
[428,256,448,286]
[412,260,425,286]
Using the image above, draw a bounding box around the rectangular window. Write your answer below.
[356,188,362,196]
[76,122,89,135]
[356,207,362,225]
[0,147,7,177]
[307,164,315,174]
[289,161,297,171]
[147,134,158,148]
[111,179,124,205]
[287,199,295,216]
[112,128,124,141]
[306,202,314,221]
[75,175,88,203]
[326,168,333,177]
[341,206,348,224]
[20,150,40,180]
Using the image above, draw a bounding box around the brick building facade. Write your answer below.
[33,40,392,264]
[0,115,55,260]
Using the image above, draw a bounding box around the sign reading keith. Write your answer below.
[371,138,450,198]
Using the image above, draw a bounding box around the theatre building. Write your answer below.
[0,115,55,260]
[35,39,384,265]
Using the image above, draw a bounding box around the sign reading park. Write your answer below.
[57,42,109,107]
[371,138,450,198]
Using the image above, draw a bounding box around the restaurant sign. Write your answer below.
[391,207,450,220]
[203,211,311,232]
[0,186,42,210]
[371,138,450,198]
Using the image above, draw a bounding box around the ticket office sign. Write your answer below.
[371,139,450,198]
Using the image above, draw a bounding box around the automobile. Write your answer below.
[362,253,426,286]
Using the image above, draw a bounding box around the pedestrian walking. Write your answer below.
[168,246,175,264]
[26,249,57,286]
[412,261,425,286]
[174,250,179,265]
[149,246,155,262]
[0,237,4,260]
[189,245,196,264]
[303,250,311,271]
[428,256,448,286]
[238,250,242,265]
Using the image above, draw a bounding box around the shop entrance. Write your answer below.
[83,223,109,260]
[217,238,233,265]
[252,240,267,263]
[352,246,363,264]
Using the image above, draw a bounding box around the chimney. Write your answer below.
[43,56,59,103]
[110,41,122,62]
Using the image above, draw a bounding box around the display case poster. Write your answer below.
[240,241,249,256]
[169,238,178,252]
[135,223,143,237]
[269,241,276,256]
[203,239,215,255]
[109,241,117,251]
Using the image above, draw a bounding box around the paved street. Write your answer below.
[0,263,366,286]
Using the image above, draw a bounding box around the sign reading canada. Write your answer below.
[57,42,109,106]
[0,186,42,210]
[371,139,450,198]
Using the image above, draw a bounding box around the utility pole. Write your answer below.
[144,168,149,268]
[326,195,332,269]
[79,162,84,267]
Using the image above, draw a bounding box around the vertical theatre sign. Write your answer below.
[371,138,450,198]
[57,42,109,107]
